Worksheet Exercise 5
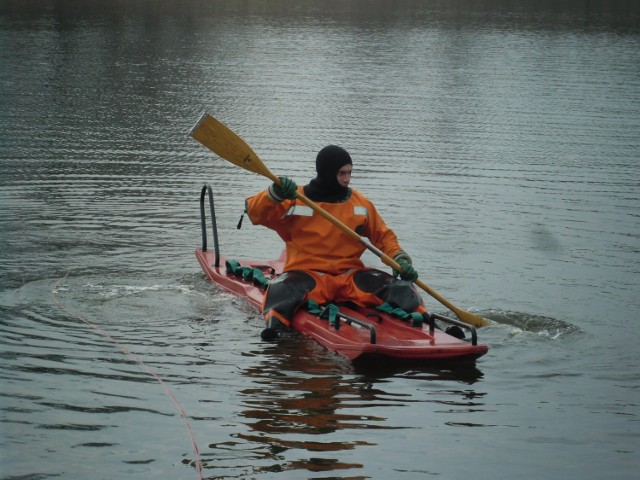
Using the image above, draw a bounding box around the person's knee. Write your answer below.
[353,268,394,293]
[263,270,316,322]
[379,280,424,312]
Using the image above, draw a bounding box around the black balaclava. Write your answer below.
[303,145,353,203]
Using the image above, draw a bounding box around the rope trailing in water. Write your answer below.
[51,271,203,480]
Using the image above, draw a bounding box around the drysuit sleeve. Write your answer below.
[245,188,295,242]
[363,200,405,259]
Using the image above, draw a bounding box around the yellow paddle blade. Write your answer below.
[189,112,279,183]
[456,310,491,328]
[416,279,490,327]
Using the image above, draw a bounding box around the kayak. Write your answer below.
[196,184,488,364]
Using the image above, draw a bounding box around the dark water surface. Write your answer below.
[1,1,639,479]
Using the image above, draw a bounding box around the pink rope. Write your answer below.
[51,272,203,479]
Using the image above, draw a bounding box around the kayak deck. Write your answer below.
[196,249,488,363]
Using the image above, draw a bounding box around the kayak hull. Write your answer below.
[196,249,488,363]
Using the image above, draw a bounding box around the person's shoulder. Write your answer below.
[349,188,365,199]
[349,188,374,204]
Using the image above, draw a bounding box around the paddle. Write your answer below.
[190,113,490,328]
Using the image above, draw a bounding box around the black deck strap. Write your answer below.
[252,265,277,275]
[224,259,271,290]
[225,259,242,276]
[306,299,340,328]
[376,302,423,327]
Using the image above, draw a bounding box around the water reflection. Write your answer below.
[205,335,485,477]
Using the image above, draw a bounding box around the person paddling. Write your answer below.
[245,145,425,340]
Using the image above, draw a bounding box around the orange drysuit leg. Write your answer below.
[344,268,427,313]
[262,270,316,327]
[262,270,353,326]
[262,268,426,328]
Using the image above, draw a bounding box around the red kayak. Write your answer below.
[197,184,488,364]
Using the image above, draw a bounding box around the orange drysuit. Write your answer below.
[246,187,404,273]
[245,187,425,327]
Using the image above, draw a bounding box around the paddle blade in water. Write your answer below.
[415,279,491,327]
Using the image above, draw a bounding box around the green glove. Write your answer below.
[393,252,418,282]
[268,176,297,202]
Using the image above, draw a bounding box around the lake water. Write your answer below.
[1,1,639,479]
